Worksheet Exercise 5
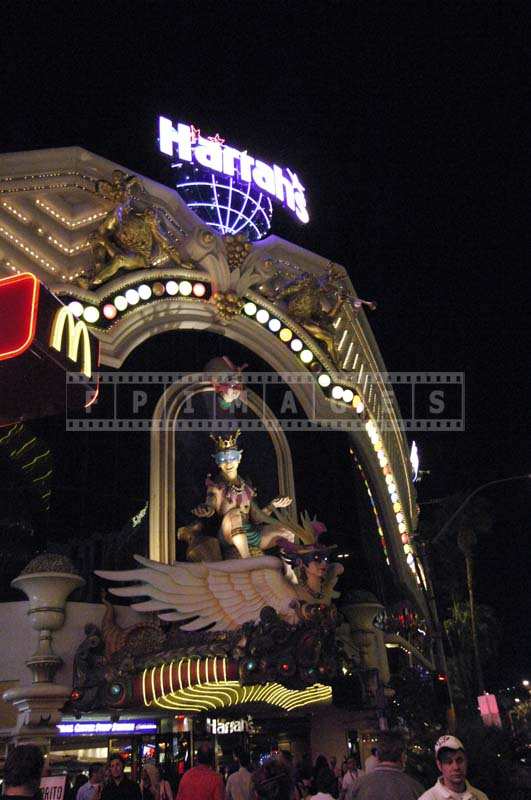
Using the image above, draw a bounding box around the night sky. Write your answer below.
[2,3,529,680]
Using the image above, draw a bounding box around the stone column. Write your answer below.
[341,593,390,684]
[3,554,85,749]
[340,592,390,765]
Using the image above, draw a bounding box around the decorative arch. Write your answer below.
[98,302,332,419]
[150,381,298,563]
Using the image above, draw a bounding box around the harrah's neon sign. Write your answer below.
[158,116,310,224]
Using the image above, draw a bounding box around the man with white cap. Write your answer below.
[418,735,489,800]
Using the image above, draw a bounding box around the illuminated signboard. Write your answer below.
[158,116,309,239]
[57,719,158,735]
[0,273,40,361]
[50,306,92,379]
[206,716,256,735]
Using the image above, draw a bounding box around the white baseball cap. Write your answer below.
[434,735,465,757]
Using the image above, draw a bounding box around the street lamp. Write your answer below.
[431,474,531,546]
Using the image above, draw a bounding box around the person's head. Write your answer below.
[376,731,407,768]
[315,768,336,794]
[4,745,44,794]
[252,759,291,800]
[196,743,214,766]
[89,765,104,784]
[370,747,378,756]
[329,756,337,768]
[236,750,250,770]
[142,765,160,787]
[108,755,124,782]
[434,735,467,792]
[346,757,356,772]
[73,774,88,790]
[314,754,329,772]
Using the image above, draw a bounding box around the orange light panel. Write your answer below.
[0,273,40,361]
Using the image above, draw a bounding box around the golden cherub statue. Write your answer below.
[268,265,346,363]
[81,170,182,287]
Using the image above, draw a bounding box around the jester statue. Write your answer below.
[191,430,294,559]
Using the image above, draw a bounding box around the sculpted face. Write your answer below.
[304,555,329,581]
[218,453,241,480]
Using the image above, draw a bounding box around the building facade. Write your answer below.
[0,143,435,773]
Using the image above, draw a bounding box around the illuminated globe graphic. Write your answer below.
[174,162,273,241]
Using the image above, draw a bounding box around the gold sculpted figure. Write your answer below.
[191,431,295,559]
[82,170,182,287]
[269,265,346,363]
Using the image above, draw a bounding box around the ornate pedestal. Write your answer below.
[3,555,85,748]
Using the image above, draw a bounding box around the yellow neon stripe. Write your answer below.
[141,668,149,707]
[168,660,175,695]
[151,667,158,706]
[196,657,202,686]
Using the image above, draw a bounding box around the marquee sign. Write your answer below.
[57,719,158,735]
[206,715,256,735]
[0,273,99,423]
[158,116,310,225]
[50,306,93,379]
[0,273,40,362]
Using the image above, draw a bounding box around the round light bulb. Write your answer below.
[342,389,354,403]
[193,282,206,297]
[114,295,127,312]
[68,301,83,318]
[331,386,344,400]
[279,327,293,342]
[300,349,313,364]
[125,289,139,306]
[243,301,257,316]
[256,309,270,324]
[166,280,179,296]
[318,374,332,388]
[103,303,117,320]
[138,284,152,300]
[290,338,303,352]
[179,280,193,296]
[268,318,281,332]
[83,306,100,323]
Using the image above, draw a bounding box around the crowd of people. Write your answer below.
[1,731,491,800]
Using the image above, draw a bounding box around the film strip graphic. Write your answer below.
[66,371,465,432]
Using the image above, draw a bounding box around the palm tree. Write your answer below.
[444,600,501,706]
[457,526,485,695]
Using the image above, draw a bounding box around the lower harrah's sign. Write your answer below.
[57,719,157,735]
[158,116,310,224]
[206,715,256,735]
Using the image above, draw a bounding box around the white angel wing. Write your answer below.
[96,554,298,632]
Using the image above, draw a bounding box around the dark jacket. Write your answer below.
[101,777,141,800]
[352,765,424,800]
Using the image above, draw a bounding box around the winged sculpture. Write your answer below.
[97,549,343,633]
[97,431,343,634]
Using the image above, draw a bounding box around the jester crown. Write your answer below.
[210,430,243,462]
